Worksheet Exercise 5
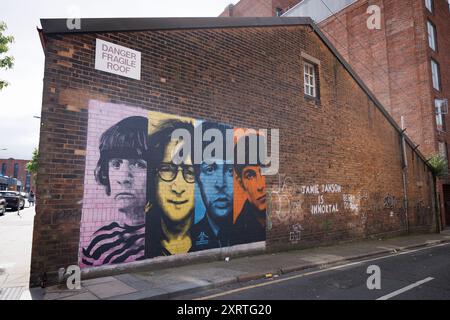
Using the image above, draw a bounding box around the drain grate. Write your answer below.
[0,286,25,300]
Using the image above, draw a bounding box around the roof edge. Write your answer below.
[37,27,46,51]
[40,17,314,35]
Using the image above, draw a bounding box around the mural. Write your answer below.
[233,130,268,245]
[78,101,267,268]
[79,102,148,268]
[145,111,197,257]
[191,121,234,251]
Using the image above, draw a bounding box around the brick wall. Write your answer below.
[320,0,437,156]
[31,22,436,286]
[318,0,450,226]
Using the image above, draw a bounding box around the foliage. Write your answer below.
[26,148,39,175]
[0,21,14,90]
[428,154,448,178]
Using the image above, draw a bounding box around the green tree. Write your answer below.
[26,148,39,187]
[0,21,14,90]
[428,154,448,178]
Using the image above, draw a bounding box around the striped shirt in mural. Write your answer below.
[81,222,145,266]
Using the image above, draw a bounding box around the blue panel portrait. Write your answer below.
[191,121,234,251]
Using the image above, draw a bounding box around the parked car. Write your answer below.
[0,191,25,211]
[0,196,6,215]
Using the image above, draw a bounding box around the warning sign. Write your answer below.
[95,39,141,80]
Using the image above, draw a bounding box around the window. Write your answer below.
[431,59,440,91]
[427,21,437,51]
[1,163,6,175]
[425,0,433,13]
[13,163,19,178]
[439,142,448,162]
[435,99,447,132]
[304,62,317,98]
[25,172,31,192]
[275,7,283,17]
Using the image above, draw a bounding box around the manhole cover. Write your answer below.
[0,286,25,300]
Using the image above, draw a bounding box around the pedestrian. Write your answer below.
[28,190,35,207]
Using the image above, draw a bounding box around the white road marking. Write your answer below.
[195,242,449,300]
[376,277,434,300]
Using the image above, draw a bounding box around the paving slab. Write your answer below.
[114,274,154,291]
[86,278,137,299]
[82,276,117,286]
[44,290,86,300]
[107,287,169,300]
[164,279,213,297]
[38,284,90,300]
[61,292,99,300]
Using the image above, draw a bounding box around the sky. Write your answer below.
[0,0,240,160]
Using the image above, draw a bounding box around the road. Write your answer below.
[0,204,35,300]
[176,242,450,300]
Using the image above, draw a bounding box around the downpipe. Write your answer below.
[401,117,409,234]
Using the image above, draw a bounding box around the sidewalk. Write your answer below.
[30,230,450,300]
[0,205,35,300]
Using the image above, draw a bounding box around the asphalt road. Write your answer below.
[176,242,450,300]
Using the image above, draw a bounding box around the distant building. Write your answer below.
[0,158,33,192]
[220,0,450,228]
[286,0,450,230]
[219,0,300,17]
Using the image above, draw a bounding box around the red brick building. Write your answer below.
[0,158,33,192]
[219,0,299,16]
[220,0,450,228]
[287,0,450,229]
[31,17,437,286]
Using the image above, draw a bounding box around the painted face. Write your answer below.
[156,140,195,223]
[240,166,267,211]
[108,158,147,223]
[198,161,234,220]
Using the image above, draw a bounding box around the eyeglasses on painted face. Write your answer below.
[156,163,195,183]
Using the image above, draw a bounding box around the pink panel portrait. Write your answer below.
[78,100,149,268]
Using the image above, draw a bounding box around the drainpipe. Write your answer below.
[401,117,409,234]
[432,174,441,233]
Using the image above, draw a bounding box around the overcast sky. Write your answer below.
[0,0,240,160]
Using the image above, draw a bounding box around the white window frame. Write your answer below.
[425,0,433,13]
[439,142,448,162]
[431,59,440,91]
[427,21,437,51]
[304,62,316,98]
[435,99,444,132]
[275,7,283,16]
